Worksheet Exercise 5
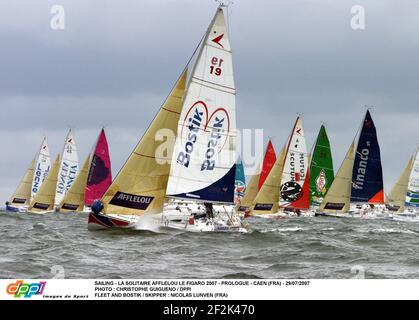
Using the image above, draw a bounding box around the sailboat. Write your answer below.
[278,115,310,214]
[58,128,112,213]
[236,140,276,212]
[29,154,61,213]
[386,148,419,219]
[405,147,419,211]
[318,110,385,217]
[55,130,79,207]
[251,146,286,216]
[6,137,51,213]
[309,125,334,207]
[88,6,246,233]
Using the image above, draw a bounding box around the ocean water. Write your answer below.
[1,210,419,279]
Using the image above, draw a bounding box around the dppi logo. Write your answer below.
[177,101,230,171]
[6,280,46,298]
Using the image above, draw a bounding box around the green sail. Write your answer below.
[310,125,335,206]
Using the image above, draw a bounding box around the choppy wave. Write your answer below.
[1,210,419,279]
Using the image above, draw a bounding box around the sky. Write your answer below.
[0,0,418,202]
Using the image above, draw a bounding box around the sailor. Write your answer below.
[244,208,252,218]
[204,203,214,219]
[188,213,195,225]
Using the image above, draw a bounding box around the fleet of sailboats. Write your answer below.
[3,6,419,230]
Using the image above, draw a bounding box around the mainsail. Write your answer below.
[166,8,237,204]
[386,156,414,213]
[238,164,260,211]
[406,148,419,208]
[99,69,187,215]
[85,128,112,206]
[252,146,286,214]
[55,130,79,206]
[320,141,355,213]
[59,155,91,212]
[350,110,384,204]
[258,140,276,191]
[29,154,61,212]
[279,116,310,209]
[31,137,51,199]
[310,125,334,206]
[9,158,36,207]
[234,157,246,205]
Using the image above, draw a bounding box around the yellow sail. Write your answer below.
[29,154,61,213]
[10,158,36,207]
[58,155,91,212]
[238,164,261,211]
[319,141,355,213]
[386,156,414,213]
[101,69,187,215]
[251,146,286,214]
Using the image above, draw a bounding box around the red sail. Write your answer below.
[290,167,310,210]
[258,140,277,191]
[85,129,112,206]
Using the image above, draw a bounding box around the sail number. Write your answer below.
[209,57,223,76]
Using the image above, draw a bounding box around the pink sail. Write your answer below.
[85,129,112,206]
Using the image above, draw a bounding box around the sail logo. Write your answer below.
[177,101,230,170]
[316,170,327,193]
[201,108,230,171]
[211,33,224,48]
[56,162,78,195]
[6,280,46,298]
[177,101,208,168]
[33,163,48,194]
[353,142,370,190]
[109,191,154,210]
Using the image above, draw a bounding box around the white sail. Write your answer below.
[55,130,79,206]
[31,137,51,200]
[166,8,237,204]
[406,148,419,209]
[279,116,309,208]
